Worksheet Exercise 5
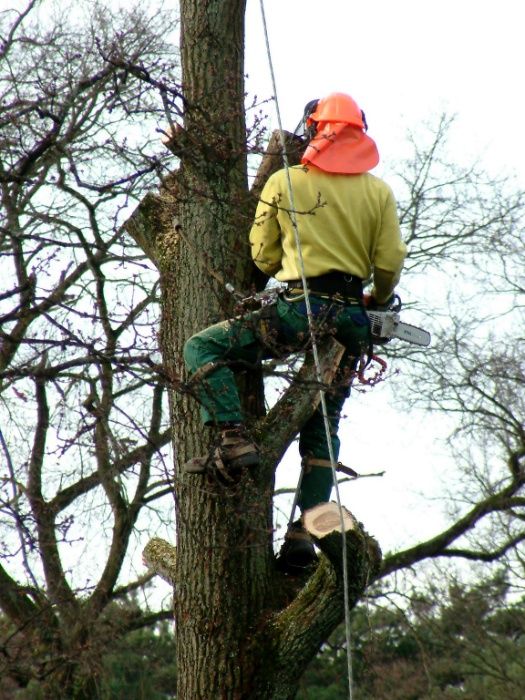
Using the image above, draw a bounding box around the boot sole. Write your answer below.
[183,452,259,475]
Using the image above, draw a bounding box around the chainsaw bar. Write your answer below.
[367,310,431,347]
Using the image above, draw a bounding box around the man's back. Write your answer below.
[250,165,406,299]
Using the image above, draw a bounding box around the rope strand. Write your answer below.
[258,3,355,698]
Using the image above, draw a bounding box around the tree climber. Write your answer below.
[183,92,406,572]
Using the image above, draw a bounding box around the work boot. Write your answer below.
[183,426,259,481]
[216,426,260,469]
[276,520,317,575]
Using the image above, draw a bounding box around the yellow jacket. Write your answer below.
[249,165,406,303]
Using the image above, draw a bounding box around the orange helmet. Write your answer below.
[307,92,367,131]
[301,92,379,174]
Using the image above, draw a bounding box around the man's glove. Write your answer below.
[363,293,400,311]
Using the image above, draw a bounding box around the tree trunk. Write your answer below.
[159,2,276,697]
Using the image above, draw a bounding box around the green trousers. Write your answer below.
[183,294,370,511]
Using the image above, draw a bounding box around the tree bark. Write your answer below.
[159,2,273,697]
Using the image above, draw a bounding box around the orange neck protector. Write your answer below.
[301,123,379,174]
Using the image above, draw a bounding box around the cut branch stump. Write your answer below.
[303,502,382,579]
[142,537,177,586]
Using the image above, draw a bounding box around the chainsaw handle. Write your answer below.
[390,293,402,312]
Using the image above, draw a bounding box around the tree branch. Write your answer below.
[263,503,381,695]
[27,376,78,616]
[0,563,40,630]
[258,338,346,471]
[48,428,171,515]
[381,473,525,577]
[142,537,177,586]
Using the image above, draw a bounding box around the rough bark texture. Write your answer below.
[126,2,381,696]
[162,3,270,697]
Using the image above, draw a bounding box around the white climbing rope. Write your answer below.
[258,3,356,698]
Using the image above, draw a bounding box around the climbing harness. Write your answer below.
[225,283,286,352]
[303,456,359,479]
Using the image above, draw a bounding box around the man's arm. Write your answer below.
[370,186,407,304]
[249,177,283,277]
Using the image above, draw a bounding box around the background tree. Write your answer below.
[384,115,525,572]
[299,570,525,700]
[0,2,179,696]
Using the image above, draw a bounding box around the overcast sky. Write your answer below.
[244,0,525,549]
[245,0,525,183]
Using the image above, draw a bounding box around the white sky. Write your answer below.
[245,0,525,552]
[245,0,525,183]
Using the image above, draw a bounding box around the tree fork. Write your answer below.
[143,504,381,700]
[142,336,382,698]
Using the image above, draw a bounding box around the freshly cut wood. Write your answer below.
[302,503,380,583]
[303,502,356,539]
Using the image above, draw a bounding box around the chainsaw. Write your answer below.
[366,295,431,347]
[367,310,430,346]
